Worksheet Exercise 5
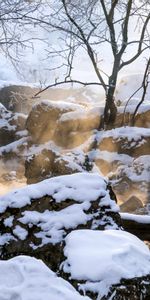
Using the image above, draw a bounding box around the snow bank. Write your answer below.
[62,229,150,297]
[0,255,90,300]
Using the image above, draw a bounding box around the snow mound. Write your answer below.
[62,229,150,297]
[0,255,90,300]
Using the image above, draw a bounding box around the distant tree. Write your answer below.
[30,0,150,127]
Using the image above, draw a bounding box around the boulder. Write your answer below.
[26,100,83,144]
[92,150,133,176]
[0,173,121,271]
[121,213,150,241]
[109,155,150,205]
[61,229,150,300]
[25,146,93,184]
[0,85,37,113]
[97,127,150,157]
[114,109,150,128]
[25,148,58,184]
[120,196,143,213]
[54,108,100,148]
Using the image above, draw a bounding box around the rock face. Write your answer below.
[0,173,121,270]
[61,229,150,300]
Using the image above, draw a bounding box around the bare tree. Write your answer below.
[28,0,150,127]
[1,1,150,127]
[131,57,150,125]
[0,0,43,73]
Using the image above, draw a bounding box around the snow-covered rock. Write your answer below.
[0,255,90,300]
[26,100,84,144]
[0,173,121,269]
[62,229,150,299]
[25,143,93,184]
[0,103,27,147]
[97,127,150,157]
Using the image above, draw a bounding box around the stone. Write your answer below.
[120,196,143,213]
[114,110,150,129]
[25,148,58,184]
[98,133,150,157]
[54,109,100,148]
[121,213,150,241]
[26,100,83,144]
[25,143,93,184]
[109,156,150,205]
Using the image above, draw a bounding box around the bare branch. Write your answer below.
[33,80,108,98]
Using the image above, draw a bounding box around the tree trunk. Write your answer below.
[102,57,121,128]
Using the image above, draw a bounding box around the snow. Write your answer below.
[89,150,133,164]
[121,213,150,224]
[0,173,109,213]
[33,99,83,112]
[110,155,150,183]
[118,102,150,114]
[0,137,28,155]
[4,216,14,227]
[13,225,28,241]
[0,255,90,300]
[0,173,120,247]
[97,127,150,143]
[19,204,92,246]
[62,229,150,297]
